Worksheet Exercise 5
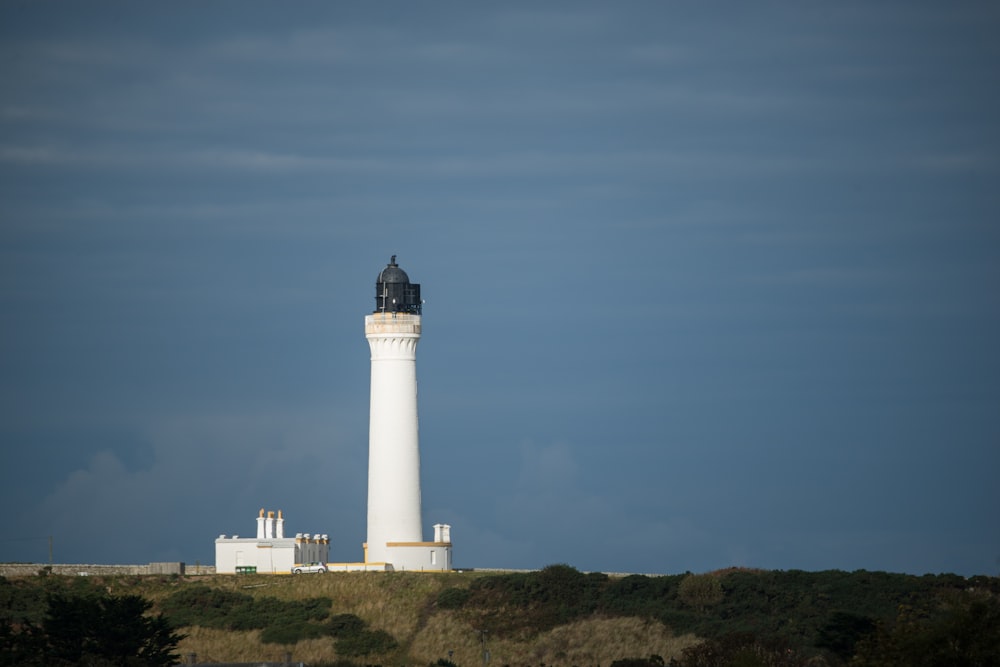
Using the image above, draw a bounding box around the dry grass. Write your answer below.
[177,627,279,664]
[410,613,702,667]
[177,626,347,664]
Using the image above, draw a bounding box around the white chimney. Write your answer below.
[276,510,285,539]
[265,511,275,539]
[256,508,266,540]
[433,524,443,542]
[441,524,451,543]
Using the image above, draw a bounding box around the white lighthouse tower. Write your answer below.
[364,256,451,571]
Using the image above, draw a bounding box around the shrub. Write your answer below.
[0,577,48,626]
[160,586,331,632]
[336,628,398,656]
[814,610,875,659]
[851,592,1000,667]
[159,585,253,629]
[327,613,366,637]
[464,564,603,636]
[261,621,329,644]
[436,587,471,610]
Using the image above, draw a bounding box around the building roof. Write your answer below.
[377,255,410,284]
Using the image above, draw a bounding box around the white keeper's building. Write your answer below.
[215,509,329,574]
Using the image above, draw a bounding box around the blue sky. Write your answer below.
[1,2,998,576]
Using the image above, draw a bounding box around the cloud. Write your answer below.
[16,404,366,563]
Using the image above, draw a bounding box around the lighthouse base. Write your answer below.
[364,541,453,571]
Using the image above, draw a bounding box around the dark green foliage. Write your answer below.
[299,596,336,620]
[1,590,182,666]
[327,613,366,637]
[0,577,48,627]
[814,611,875,659]
[457,567,1000,663]
[335,628,398,656]
[272,599,329,633]
[260,620,329,644]
[466,564,608,635]
[851,591,1000,666]
[437,586,472,609]
[157,586,397,651]
[160,585,331,633]
[240,594,331,630]
[158,585,254,628]
[532,563,595,627]
[690,569,938,646]
[0,606,40,666]
[601,574,683,619]
[432,659,459,667]
[467,565,670,636]
[320,612,397,655]
[159,584,333,644]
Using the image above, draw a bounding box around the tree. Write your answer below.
[851,592,1000,666]
[815,611,875,660]
[4,591,183,666]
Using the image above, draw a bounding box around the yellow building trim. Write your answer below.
[328,561,387,567]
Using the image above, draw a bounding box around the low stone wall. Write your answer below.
[0,562,215,577]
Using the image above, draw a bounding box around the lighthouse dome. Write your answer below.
[377,255,410,284]
[374,255,421,315]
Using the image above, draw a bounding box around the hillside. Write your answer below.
[2,565,998,666]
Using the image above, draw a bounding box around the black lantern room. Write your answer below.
[375,255,422,315]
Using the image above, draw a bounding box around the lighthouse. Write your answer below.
[365,256,452,570]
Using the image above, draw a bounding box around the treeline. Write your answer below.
[441,565,1000,665]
